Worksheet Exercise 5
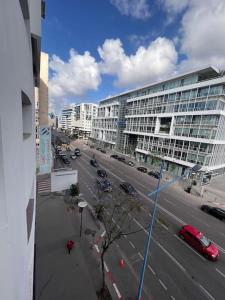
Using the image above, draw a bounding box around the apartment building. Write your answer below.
[61,108,73,131]
[0,1,44,300]
[72,103,98,137]
[91,66,225,176]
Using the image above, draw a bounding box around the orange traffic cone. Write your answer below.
[119,259,125,268]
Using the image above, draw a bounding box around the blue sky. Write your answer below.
[42,0,225,113]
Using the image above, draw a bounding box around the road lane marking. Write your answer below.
[101,230,106,237]
[129,241,135,248]
[155,240,186,273]
[133,218,148,234]
[104,262,109,272]
[171,296,176,300]
[138,252,144,260]
[216,268,225,279]
[158,279,167,291]
[113,283,122,299]
[148,265,156,275]
[173,234,206,261]
[94,244,100,253]
[199,284,215,300]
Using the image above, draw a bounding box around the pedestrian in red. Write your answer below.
[66,240,74,254]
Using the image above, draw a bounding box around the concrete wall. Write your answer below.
[39,52,49,126]
[0,1,42,300]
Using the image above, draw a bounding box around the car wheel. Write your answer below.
[179,233,184,240]
[204,253,209,260]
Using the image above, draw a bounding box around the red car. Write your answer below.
[179,225,219,261]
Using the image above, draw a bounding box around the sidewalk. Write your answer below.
[35,191,100,300]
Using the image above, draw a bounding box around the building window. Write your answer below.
[22,91,32,139]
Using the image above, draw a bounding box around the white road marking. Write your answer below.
[216,268,225,279]
[174,234,206,261]
[158,279,167,291]
[104,262,109,272]
[129,241,135,248]
[199,284,215,300]
[171,296,176,300]
[157,221,169,231]
[101,230,106,237]
[113,283,122,299]
[155,240,186,272]
[138,252,144,260]
[133,218,148,234]
[148,265,156,275]
[94,244,100,253]
[141,206,148,213]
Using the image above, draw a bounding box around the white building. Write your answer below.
[61,108,73,131]
[72,103,98,137]
[91,66,225,176]
[0,1,44,300]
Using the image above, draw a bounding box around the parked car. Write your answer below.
[117,156,126,162]
[120,182,137,196]
[100,149,106,154]
[90,159,99,167]
[137,167,148,173]
[70,154,77,160]
[125,161,135,167]
[96,178,112,192]
[201,205,225,221]
[148,170,161,179]
[74,148,81,156]
[62,157,70,164]
[179,224,219,261]
[110,154,119,159]
[96,147,102,151]
[97,169,107,178]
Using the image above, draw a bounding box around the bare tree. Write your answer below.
[94,189,141,294]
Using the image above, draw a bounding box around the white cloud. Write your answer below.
[98,37,177,88]
[162,0,189,14]
[179,0,225,70]
[49,49,101,112]
[110,0,151,19]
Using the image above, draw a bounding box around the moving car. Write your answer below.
[148,170,160,179]
[120,182,137,196]
[96,178,112,192]
[201,205,225,221]
[117,156,126,162]
[179,224,219,261]
[137,166,148,173]
[74,148,81,156]
[110,154,119,159]
[97,169,107,178]
[62,156,70,164]
[90,159,99,167]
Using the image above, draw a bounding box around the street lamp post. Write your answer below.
[136,163,201,300]
[78,201,87,237]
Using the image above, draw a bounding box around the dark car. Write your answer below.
[90,159,99,167]
[62,157,70,164]
[74,148,81,156]
[125,161,135,167]
[148,170,160,179]
[137,167,148,173]
[96,178,112,192]
[201,205,225,221]
[110,154,119,159]
[120,182,137,196]
[97,169,107,178]
[100,149,106,154]
[117,156,126,162]
[96,147,102,151]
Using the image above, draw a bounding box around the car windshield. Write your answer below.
[200,235,211,247]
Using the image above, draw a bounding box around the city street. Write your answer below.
[54,139,225,300]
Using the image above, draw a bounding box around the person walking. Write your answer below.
[66,240,74,254]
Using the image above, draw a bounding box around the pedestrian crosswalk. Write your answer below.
[37,178,51,194]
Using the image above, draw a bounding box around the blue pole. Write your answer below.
[136,160,164,300]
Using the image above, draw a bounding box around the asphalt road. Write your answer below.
[55,140,225,300]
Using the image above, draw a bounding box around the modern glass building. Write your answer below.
[91,66,225,176]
